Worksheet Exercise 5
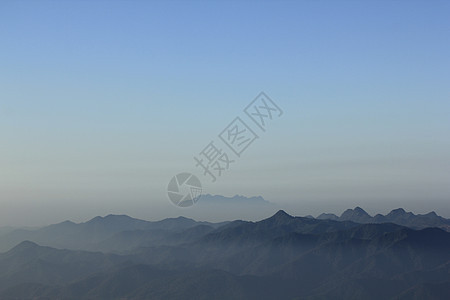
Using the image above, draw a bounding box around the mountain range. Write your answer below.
[0,214,228,253]
[317,207,450,231]
[0,208,449,299]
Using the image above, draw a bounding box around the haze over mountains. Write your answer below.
[1,201,450,299]
[0,214,228,253]
[1,196,449,254]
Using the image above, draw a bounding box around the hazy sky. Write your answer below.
[1,0,449,226]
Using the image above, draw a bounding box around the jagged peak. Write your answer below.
[341,207,371,218]
[270,210,293,220]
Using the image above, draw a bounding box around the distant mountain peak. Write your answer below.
[271,210,293,220]
[341,207,370,217]
[60,220,76,225]
[354,206,369,214]
[388,208,407,216]
[9,240,40,253]
[340,207,372,222]
[425,211,438,217]
[160,216,195,222]
[86,214,138,224]
[17,240,39,247]
[104,214,135,220]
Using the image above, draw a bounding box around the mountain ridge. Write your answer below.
[1,210,449,299]
[317,207,450,231]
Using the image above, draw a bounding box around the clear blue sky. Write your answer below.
[1,0,449,225]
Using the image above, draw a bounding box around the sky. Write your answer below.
[1,0,449,226]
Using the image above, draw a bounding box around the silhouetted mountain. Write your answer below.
[340,206,373,223]
[0,215,227,253]
[198,210,359,248]
[1,211,450,299]
[318,207,450,231]
[267,209,293,222]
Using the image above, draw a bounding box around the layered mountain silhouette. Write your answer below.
[0,214,228,253]
[317,206,450,231]
[0,209,449,299]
